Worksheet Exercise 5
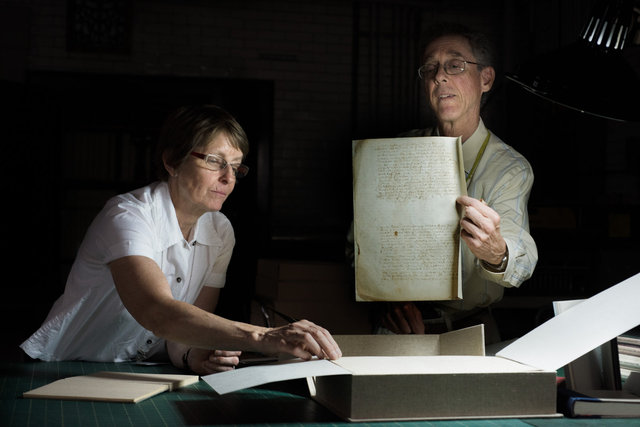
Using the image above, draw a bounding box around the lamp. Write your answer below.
[506,0,640,122]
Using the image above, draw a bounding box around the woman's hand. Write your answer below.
[188,348,241,375]
[261,320,342,360]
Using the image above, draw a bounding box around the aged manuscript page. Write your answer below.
[352,136,465,301]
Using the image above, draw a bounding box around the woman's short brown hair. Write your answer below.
[155,104,249,181]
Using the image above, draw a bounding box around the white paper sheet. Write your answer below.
[334,355,541,375]
[202,358,350,395]
[497,272,640,371]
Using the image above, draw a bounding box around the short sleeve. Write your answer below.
[83,197,160,265]
[201,212,235,288]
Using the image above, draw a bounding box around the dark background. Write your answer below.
[1,0,639,359]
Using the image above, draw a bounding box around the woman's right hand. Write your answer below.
[261,319,342,360]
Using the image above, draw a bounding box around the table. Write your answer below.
[1,361,638,426]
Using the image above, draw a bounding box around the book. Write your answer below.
[619,335,640,347]
[620,353,640,371]
[558,387,640,418]
[23,371,199,403]
[351,136,465,302]
[618,328,640,381]
[619,344,640,357]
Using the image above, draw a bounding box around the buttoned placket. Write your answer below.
[174,239,197,287]
[136,239,198,361]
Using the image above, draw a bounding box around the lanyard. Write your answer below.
[465,131,490,187]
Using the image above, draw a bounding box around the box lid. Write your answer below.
[497,272,640,371]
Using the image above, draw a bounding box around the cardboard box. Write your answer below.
[309,326,557,421]
[203,325,557,420]
[205,272,640,421]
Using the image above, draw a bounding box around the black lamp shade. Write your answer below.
[506,0,640,122]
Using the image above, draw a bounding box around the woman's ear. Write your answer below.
[163,152,178,178]
[480,66,495,93]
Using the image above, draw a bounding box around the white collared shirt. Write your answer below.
[21,181,235,362]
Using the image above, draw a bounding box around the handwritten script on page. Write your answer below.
[352,136,465,301]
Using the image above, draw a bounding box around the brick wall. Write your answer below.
[3,0,598,260]
[3,0,354,255]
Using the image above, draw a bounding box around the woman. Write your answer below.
[21,105,341,374]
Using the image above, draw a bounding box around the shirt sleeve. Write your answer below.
[86,197,160,265]
[102,204,157,263]
[478,153,538,288]
[202,213,235,288]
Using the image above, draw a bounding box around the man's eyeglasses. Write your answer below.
[418,58,483,80]
[190,152,249,179]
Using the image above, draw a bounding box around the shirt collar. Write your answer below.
[192,212,223,247]
[461,119,488,174]
[431,120,488,174]
[154,181,223,249]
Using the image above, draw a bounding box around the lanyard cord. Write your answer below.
[465,131,490,187]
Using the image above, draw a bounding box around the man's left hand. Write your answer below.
[456,195,507,265]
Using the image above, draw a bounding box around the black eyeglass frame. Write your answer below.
[417,58,484,80]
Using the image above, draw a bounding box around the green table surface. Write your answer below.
[1,361,639,426]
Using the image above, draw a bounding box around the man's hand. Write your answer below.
[261,320,342,360]
[456,195,507,265]
[381,302,425,334]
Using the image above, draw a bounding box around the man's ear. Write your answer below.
[480,66,495,93]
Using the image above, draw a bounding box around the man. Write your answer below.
[381,24,537,342]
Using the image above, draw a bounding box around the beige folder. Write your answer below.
[23,371,199,403]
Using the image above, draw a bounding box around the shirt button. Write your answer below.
[177,277,182,283]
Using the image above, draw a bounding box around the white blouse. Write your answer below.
[21,181,235,362]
